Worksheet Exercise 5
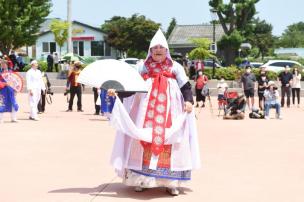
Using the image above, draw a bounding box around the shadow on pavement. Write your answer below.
[49,182,192,200]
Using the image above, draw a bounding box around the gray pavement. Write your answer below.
[1,93,304,202]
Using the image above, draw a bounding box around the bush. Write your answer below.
[23,60,48,72]
[214,66,241,80]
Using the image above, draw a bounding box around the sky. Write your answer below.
[49,0,304,36]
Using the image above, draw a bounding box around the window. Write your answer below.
[42,42,56,53]
[91,41,104,56]
[42,42,49,53]
[73,41,84,56]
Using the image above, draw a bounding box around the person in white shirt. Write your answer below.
[217,77,228,110]
[263,81,282,120]
[291,68,301,107]
[53,52,59,72]
[26,60,46,121]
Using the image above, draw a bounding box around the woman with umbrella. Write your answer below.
[108,29,200,196]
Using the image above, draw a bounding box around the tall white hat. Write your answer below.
[148,28,169,50]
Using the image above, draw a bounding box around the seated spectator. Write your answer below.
[223,95,246,120]
[264,81,282,120]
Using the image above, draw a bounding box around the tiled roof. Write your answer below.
[168,24,226,48]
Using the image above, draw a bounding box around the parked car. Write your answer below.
[260,60,303,72]
[203,59,222,69]
[251,62,263,68]
[119,58,139,68]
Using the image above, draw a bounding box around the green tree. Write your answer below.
[247,18,274,60]
[277,22,304,48]
[209,0,259,65]
[0,0,51,54]
[49,19,69,57]
[188,38,214,60]
[101,14,160,58]
[166,18,176,39]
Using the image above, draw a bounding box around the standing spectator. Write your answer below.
[264,81,282,120]
[195,70,208,107]
[16,53,25,72]
[241,66,256,110]
[9,51,18,70]
[53,52,59,72]
[291,67,301,107]
[38,71,51,113]
[195,59,204,72]
[257,70,269,110]
[93,87,101,115]
[47,53,54,72]
[217,77,228,100]
[278,66,293,108]
[66,61,83,112]
[3,55,14,70]
[26,60,46,121]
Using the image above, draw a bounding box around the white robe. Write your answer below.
[26,68,45,118]
[109,62,201,180]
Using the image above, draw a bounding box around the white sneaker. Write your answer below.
[166,187,179,196]
[11,119,18,123]
[134,186,144,192]
[264,116,269,120]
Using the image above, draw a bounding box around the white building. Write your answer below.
[27,18,117,60]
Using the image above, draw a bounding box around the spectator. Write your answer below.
[257,69,269,110]
[264,81,282,120]
[53,52,59,72]
[223,95,246,120]
[241,66,256,110]
[93,87,101,115]
[38,71,51,113]
[217,77,228,100]
[66,61,83,112]
[291,67,301,107]
[9,51,18,70]
[278,66,293,108]
[194,70,208,107]
[16,53,25,71]
[195,59,204,72]
[47,53,54,72]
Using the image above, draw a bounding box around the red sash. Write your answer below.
[141,58,175,156]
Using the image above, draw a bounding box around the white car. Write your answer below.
[119,58,139,69]
[261,60,302,72]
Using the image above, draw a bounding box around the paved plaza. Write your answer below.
[1,93,304,202]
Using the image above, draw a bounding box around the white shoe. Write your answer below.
[264,116,269,120]
[11,119,18,123]
[134,186,144,192]
[166,187,179,196]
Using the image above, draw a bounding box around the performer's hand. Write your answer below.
[107,89,117,97]
[184,101,193,113]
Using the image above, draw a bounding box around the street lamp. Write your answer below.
[210,9,218,79]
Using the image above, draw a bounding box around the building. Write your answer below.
[27,18,117,59]
[168,24,226,56]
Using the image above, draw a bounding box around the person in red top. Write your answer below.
[195,70,208,107]
[66,61,83,112]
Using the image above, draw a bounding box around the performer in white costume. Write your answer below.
[109,29,200,196]
[26,60,45,121]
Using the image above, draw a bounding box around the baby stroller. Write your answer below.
[218,91,239,116]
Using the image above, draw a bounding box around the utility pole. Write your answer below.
[67,0,72,53]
